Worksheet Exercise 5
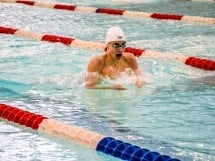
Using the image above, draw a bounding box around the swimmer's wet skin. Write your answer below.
[85,27,144,90]
[86,84,127,90]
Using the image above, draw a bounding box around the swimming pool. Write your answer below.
[0,0,215,160]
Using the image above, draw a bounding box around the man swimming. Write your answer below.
[85,26,144,90]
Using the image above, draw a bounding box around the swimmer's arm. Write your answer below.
[124,52,144,88]
[85,76,127,90]
[86,84,127,90]
[134,69,144,88]
[85,56,103,87]
[85,56,127,90]
[85,72,100,87]
[85,57,126,90]
[85,72,127,90]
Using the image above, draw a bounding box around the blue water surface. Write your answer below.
[0,0,215,161]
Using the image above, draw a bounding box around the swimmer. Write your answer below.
[85,26,144,90]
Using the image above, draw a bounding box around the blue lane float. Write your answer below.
[96,137,180,161]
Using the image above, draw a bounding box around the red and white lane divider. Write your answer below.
[0,103,181,161]
[0,0,215,25]
[0,26,215,71]
[0,103,104,149]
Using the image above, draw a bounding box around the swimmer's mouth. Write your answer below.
[116,53,122,59]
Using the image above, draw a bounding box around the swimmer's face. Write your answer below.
[107,41,126,60]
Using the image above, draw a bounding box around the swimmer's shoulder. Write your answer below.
[122,52,138,69]
[122,52,136,60]
[122,52,137,63]
[89,54,105,65]
[87,54,106,72]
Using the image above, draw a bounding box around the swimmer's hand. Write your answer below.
[113,84,127,90]
[86,84,127,90]
[135,80,144,88]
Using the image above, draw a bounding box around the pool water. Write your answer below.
[0,0,215,161]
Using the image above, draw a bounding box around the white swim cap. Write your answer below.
[105,26,126,45]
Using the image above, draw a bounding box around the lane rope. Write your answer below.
[0,26,214,71]
[0,0,215,25]
[0,103,181,161]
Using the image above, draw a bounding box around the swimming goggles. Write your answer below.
[112,42,126,49]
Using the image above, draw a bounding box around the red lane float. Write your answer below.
[96,8,125,15]
[0,25,214,71]
[0,26,18,34]
[1,0,215,25]
[185,57,215,71]
[151,13,183,20]
[41,34,74,45]
[16,0,34,5]
[0,103,47,129]
[125,47,145,57]
[54,4,76,11]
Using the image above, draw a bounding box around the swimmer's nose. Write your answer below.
[116,47,124,52]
